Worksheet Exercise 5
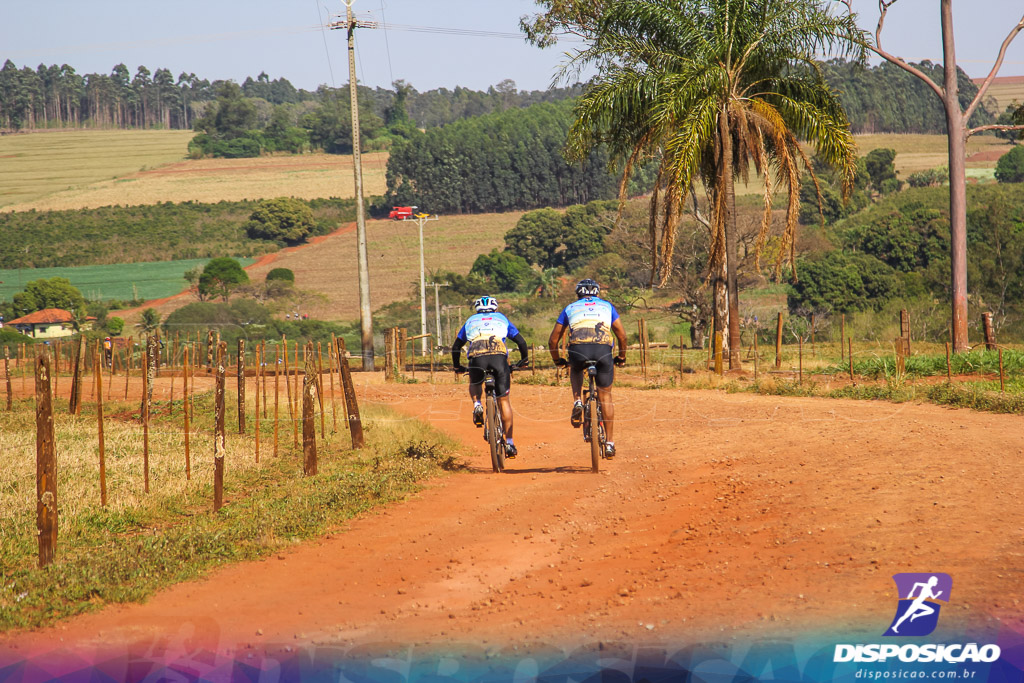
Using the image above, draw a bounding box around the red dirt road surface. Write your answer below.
[1,380,1023,662]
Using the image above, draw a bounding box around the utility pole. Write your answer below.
[404,212,440,354]
[427,281,450,347]
[334,1,374,371]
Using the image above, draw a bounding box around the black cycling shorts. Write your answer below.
[567,343,615,388]
[468,354,512,397]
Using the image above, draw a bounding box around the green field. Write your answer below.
[0,257,255,304]
[0,129,193,209]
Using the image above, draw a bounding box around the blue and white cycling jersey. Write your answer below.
[456,312,520,359]
[556,297,619,346]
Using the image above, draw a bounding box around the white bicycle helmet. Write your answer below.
[473,296,498,313]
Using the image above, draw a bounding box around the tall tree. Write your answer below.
[841,0,1024,352]
[564,0,863,368]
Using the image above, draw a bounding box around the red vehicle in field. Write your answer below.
[388,206,417,220]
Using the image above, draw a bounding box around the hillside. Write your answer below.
[0,129,387,212]
[975,75,1024,113]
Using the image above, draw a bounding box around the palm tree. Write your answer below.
[565,0,864,367]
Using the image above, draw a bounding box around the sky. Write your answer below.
[2,0,1023,94]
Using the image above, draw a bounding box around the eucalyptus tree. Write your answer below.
[563,0,864,367]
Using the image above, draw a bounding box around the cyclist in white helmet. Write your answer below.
[548,279,627,458]
[452,296,530,458]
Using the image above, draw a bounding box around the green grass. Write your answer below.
[0,257,256,304]
[0,391,466,630]
[0,130,193,209]
[822,348,1024,379]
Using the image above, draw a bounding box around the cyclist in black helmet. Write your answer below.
[548,279,627,458]
[452,296,530,458]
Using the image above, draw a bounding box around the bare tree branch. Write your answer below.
[965,13,1024,122]
[967,123,1024,138]
[871,0,945,100]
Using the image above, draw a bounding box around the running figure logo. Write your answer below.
[883,573,952,636]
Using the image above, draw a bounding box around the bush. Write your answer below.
[106,317,124,335]
[245,198,316,245]
[995,145,1024,183]
[470,250,538,292]
[266,268,295,283]
[788,251,901,314]
[504,200,615,270]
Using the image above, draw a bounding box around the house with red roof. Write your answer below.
[6,308,90,339]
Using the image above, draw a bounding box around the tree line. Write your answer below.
[0,60,582,133]
[381,100,632,214]
[0,57,995,136]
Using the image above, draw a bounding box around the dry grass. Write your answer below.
[3,145,389,212]
[0,129,194,210]
[978,76,1024,114]
[243,212,524,320]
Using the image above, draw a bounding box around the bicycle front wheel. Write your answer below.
[486,394,503,473]
[588,398,601,473]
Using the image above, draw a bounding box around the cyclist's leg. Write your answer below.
[490,356,514,440]
[467,360,485,403]
[593,346,616,442]
[498,394,513,439]
[597,385,614,442]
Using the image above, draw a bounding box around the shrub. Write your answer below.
[266,268,295,283]
[106,317,124,335]
[995,145,1024,183]
[245,198,316,245]
[788,251,900,314]
[470,250,538,292]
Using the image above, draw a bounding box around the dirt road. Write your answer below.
[2,379,1023,664]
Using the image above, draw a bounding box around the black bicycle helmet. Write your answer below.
[575,278,600,298]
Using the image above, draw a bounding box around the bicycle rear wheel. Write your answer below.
[588,398,601,473]
[486,394,503,473]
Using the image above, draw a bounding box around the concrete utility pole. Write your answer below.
[427,281,450,347]
[339,0,374,371]
[404,212,440,354]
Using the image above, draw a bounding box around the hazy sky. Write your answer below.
[2,0,1023,94]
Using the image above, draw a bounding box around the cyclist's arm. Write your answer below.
[548,323,566,363]
[509,332,529,363]
[451,337,467,369]
[611,318,628,360]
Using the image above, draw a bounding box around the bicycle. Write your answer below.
[580,360,607,473]
[456,362,524,473]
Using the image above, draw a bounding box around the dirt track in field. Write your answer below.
[1,376,1023,661]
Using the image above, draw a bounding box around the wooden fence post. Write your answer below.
[316,342,326,440]
[328,336,338,432]
[255,344,261,462]
[983,312,996,351]
[69,335,84,415]
[274,344,280,458]
[714,331,723,376]
[999,348,1005,393]
[679,335,685,381]
[899,309,911,356]
[775,312,783,369]
[94,346,107,506]
[292,342,300,449]
[36,351,57,567]
[848,338,854,382]
[206,330,215,372]
[261,341,268,419]
[4,346,11,410]
[946,342,952,382]
[142,342,150,494]
[810,314,815,357]
[303,342,318,476]
[798,336,803,384]
[753,332,759,381]
[840,314,845,361]
[237,338,246,435]
[184,345,191,481]
[336,337,364,449]
[214,342,226,511]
